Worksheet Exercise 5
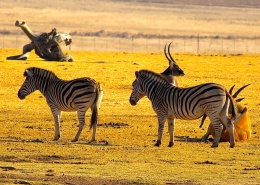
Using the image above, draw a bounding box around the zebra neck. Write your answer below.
[144,80,172,99]
[37,77,57,96]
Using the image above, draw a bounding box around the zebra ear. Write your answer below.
[25,69,33,77]
[135,71,139,78]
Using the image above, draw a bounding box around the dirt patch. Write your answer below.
[194,161,217,165]
[98,122,129,128]
[0,166,16,171]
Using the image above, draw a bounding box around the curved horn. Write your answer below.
[229,85,236,95]
[233,84,250,98]
[236,98,245,102]
[167,42,177,64]
[164,43,171,62]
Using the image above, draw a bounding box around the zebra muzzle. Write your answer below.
[129,99,137,106]
[17,90,25,100]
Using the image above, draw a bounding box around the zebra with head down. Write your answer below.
[18,67,103,142]
[129,69,238,148]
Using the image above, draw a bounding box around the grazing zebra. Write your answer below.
[201,84,251,142]
[129,70,238,148]
[199,84,250,130]
[18,67,103,142]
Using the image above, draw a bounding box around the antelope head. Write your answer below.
[161,42,185,77]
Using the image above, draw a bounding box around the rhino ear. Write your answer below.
[135,71,139,78]
[24,69,33,77]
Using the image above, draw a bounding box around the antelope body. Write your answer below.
[202,85,251,142]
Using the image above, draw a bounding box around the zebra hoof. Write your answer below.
[168,142,174,147]
[230,143,235,148]
[72,138,78,142]
[53,136,60,141]
[88,139,96,143]
[154,140,161,147]
[211,142,219,148]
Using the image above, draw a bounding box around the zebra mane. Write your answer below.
[24,67,59,79]
[138,70,169,84]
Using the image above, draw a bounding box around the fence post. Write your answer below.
[197,34,200,54]
[94,37,96,51]
[183,35,186,53]
[158,35,160,51]
[221,36,223,53]
[233,37,236,54]
[131,37,134,52]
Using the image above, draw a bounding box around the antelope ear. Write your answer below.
[135,71,139,78]
[24,69,33,77]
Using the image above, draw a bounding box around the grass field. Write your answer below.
[0,49,259,184]
[0,1,259,184]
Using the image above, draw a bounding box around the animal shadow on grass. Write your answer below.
[0,136,44,143]
[175,136,202,143]
[73,140,118,147]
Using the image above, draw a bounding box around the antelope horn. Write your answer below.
[164,43,171,62]
[229,85,236,95]
[168,42,177,64]
[233,84,250,98]
[236,98,245,102]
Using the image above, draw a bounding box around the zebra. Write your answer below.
[18,67,103,142]
[129,69,238,148]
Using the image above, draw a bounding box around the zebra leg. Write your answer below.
[201,122,216,142]
[154,117,166,147]
[201,125,211,142]
[72,111,86,142]
[53,109,62,141]
[167,118,175,147]
[211,119,223,148]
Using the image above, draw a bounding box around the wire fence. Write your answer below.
[1,34,259,54]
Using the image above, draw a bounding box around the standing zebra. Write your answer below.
[129,70,238,148]
[18,67,103,142]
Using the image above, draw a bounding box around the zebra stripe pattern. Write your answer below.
[18,67,103,142]
[129,70,237,148]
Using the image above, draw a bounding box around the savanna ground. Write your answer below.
[0,0,260,184]
[0,49,260,185]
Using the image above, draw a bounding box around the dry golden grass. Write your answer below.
[0,49,260,184]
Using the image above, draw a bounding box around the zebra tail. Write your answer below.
[90,83,102,129]
[90,104,98,129]
[226,89,237,121]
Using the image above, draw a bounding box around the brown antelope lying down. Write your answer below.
[201,84,251,142]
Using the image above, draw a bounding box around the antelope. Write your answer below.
[201,84,251,142]
[160,42,185,86]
